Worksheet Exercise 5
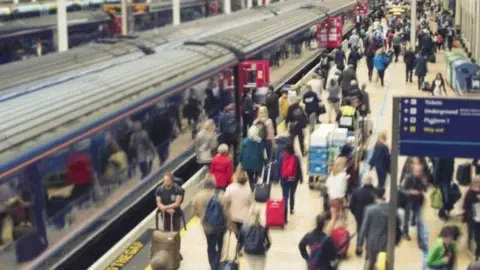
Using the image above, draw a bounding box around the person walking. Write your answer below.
[242,88,256,137]
[326,78,342,123]
[430,73,448,96]
[129,121,157,178]
[462,176,480,260]
[349,175,376,243]
[194,120,218,168]
[391,32,402,62]
[238,126,266,191]
[401,164,427,243]
[265,85,279,136]
[373,48,390,86]
[210,144,233,190]
[368,132,390,189]
[299,214,338,270]
[277,143,303,223]
[237,207,272,270]
[253,106,276,160]
[225,171,253,236]
[415,53,429,90]
[192,175,232,270]
[285,97,307,156]
[365,44,376,82]
[404,45,416,83]
[357,188,401,270]
[426,225,460,270]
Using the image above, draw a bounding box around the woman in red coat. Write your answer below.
[210,144,233,190]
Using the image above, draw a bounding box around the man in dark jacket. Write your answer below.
[334,47,346,70]
[404,47,416,83]
[402,164,427,243]
[339,64,357,93]
[365,43,376,81]
[433,158,455,220]
[218,104,238,153]
[145,106,173,165]
[285,97,307,156]
[415,53,428,90]
[357,188,401,270]
[350,175,376,244]
[242,88,255,137]
[265,85,279,135]
[348,46,362,71]
[302,84,321,125]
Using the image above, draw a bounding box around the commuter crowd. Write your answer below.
[147,0,480,270]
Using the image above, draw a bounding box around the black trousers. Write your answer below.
[417,76,425,90]
[406,67,413,82]
[378,70,385,86]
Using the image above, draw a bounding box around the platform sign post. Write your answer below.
[56,0,68,52]
[389,96,480,269]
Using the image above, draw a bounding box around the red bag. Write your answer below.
[281,153,297,180]
[331,226,351,257]
[265,199,285,228]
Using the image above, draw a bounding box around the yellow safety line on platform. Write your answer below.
[145,217,198,270]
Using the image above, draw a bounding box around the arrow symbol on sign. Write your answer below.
[404,100,409,104]
[404,108,409,113]
[403,127,408,131]
[404,118,409,122]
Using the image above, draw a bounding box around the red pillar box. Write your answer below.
[327,16,343,49]
[316,19,329,49]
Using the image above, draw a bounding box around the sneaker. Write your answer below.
[290,209,295,215]
[403,234,411,241]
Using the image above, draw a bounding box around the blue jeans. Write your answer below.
[281,179,298,221]
[404,201,425,245]
[205,230,225,270]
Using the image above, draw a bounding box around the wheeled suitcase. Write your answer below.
[265,199,285,228]
[255,162,272,202]
[151,210,181,270]
[456,163,472,186]
[331,226,351,258]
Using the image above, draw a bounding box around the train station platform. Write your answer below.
[170,49,474,270]
[98,45,474,270]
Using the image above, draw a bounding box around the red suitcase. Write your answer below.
[331,226,351,258]
[265,199,285,228]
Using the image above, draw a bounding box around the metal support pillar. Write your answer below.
[56,0,69,52]
[233,65,241,165]
[410,0,417,48]
[224,0,231,14]
[387,98,400,270]
[455,0,461,27]
[247,0,252,8]
[173,0,181,25]
[121,0,128,35]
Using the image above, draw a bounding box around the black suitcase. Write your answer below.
[456,163,472,186]
[255,163,272,203]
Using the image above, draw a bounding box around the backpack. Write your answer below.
[255,121,267,140]
[291,107,307,129]
[281,153,297,180]
[221,113,236,137]
[243,225,268,255]
[204,190,225,229]
[430,187,443,209]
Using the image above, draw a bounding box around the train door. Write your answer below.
[316,19,329,49]
[238,60,270,104]
[327,16,343,49]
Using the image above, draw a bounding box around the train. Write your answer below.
[0,0,375,269]
[0,0,208,65]
[0,0,311,96]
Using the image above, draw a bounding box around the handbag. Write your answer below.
[218,231,239,270]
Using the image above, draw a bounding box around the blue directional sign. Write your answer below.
[398,97,480,158]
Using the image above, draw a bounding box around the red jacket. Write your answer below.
[67,153,93,185]
[210,154,233,188]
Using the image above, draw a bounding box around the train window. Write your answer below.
[0,182,33,250]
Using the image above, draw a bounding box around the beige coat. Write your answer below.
[192,188,231,234]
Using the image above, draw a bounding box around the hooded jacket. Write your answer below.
[238,137,265,172]
[210,154,233,188]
